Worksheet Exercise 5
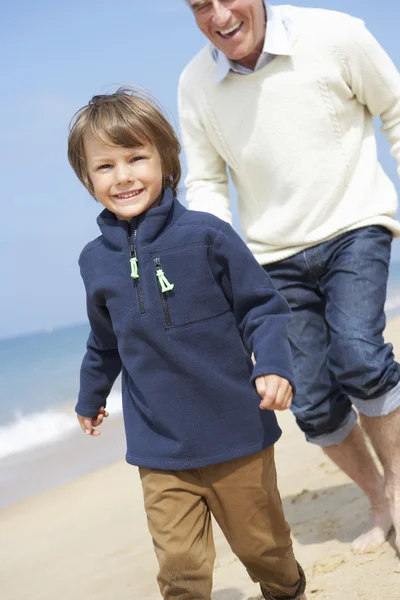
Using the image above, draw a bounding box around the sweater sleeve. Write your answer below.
[209,222,295,391]
[178,74,232,223]
[76,294,122,418]
[338,18,400,176]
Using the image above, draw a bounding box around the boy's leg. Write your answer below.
[139,467,215,600]
[203,447,305,599]
[319,226,400,553]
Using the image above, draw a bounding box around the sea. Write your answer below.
[1,262,400,509]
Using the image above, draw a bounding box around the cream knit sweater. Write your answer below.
[178,6,400,264]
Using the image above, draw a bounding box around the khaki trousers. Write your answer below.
[139,447,302,600]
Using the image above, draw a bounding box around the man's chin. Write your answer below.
[217,43,250,63]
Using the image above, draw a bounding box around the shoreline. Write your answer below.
[386,305,400,321]
[0,415,126,510]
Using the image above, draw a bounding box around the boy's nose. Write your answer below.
[115,164,133,184]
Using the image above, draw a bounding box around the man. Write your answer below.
[179,0,400,557]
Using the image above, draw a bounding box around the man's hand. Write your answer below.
[255,375,293,411]
[77,406,109,436]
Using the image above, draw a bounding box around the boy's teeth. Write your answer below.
[118,190,141,199]
[220,22,241,35]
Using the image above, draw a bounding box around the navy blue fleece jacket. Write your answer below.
[76,188,295,469]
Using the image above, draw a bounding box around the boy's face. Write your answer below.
[84,135,163,221]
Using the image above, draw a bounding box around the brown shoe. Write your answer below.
[260,562,306,600]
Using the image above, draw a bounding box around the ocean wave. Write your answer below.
[0,391,122,460]
[385,292,400,315]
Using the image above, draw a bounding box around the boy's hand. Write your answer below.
[77,406,109,436]
[255,375,293,411]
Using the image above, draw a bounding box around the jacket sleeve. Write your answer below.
[178,74,232,223]
[75,294,122,418]
[209,222,295,391]
[338,18,400,175]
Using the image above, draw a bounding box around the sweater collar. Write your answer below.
[97,187,184,249]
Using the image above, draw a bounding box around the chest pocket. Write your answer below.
[151,244,230,328]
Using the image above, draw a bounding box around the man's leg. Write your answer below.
[267,244,392,553]
[320,226,400,554]
[360,407,400,552]
[139,467,215,599]
[322,423,391,553]
[203,448,306,599]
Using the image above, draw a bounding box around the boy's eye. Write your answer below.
[97,164,112,171]
[131,156,145,162]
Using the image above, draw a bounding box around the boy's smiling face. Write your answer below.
[84,135,164,221]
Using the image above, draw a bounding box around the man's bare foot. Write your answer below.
[351,501,393,554]
[386,481,400,554]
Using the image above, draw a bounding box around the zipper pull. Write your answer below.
[154,259,174,293]
[130,257,139,279]
[129,243,139,279]
[156,268,174,293]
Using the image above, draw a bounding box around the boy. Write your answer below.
[68,88,307,600]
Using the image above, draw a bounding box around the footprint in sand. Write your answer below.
[312,555,347,576]
[291,488,319,504]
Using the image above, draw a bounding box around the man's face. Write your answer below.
[188,0,266,68]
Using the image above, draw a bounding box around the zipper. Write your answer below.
[128,229,145,315]
[154,258,173,326]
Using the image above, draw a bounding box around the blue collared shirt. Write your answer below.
[212,3,292,82]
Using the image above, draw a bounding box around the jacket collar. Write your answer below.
[97,187,185,250]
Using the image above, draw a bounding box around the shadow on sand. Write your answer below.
[282,482,397,549]
[212,589,262,600]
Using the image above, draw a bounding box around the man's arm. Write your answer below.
[209,222,295,392]
[339,18,400,174]
[178,75,233,223]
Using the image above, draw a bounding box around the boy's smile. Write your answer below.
[84,135,164,221]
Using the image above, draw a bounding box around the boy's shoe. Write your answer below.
[260,562,306,600]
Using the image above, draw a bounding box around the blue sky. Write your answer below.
[1,0,399,339]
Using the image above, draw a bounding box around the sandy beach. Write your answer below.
[2,318,400,600]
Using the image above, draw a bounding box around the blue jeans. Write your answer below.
[266,226,400,446]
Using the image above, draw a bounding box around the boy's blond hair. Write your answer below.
[68,87,181,198]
